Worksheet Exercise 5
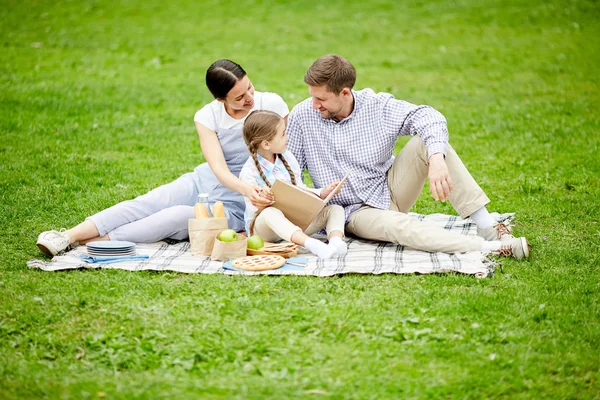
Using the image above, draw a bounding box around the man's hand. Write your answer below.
[320,181,343,199]
[428,153,453,202]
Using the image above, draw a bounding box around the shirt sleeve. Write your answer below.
[261,92,289,118]
[381,94,449,158]
[286,107,307,172]
[193,103,217,132]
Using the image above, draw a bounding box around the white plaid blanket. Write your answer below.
[27,213,512,278]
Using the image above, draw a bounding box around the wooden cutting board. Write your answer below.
[246,242,298,258]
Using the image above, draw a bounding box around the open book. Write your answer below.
[270,173,348,231]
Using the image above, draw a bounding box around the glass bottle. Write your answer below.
[197,193,213,217]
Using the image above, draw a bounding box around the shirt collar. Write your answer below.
[256,153,282,174]
[343,90,359,122]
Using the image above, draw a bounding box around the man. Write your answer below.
[286,54,530,258]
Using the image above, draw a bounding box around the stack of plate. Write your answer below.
[86,241,136,257]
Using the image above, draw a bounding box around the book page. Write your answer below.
[271,180,326,231]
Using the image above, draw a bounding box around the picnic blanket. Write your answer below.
[27,213,513,278]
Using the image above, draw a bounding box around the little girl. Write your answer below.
[239,110,347,259]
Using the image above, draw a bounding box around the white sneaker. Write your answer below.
[37,230,71,256]
[477,222,514,241]
[494,237,531,260]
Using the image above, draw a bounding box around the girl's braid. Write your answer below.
[248,145,271,235]
[249,153,299,235]
[278,154,297,185]
[243,111,300,236]
[251,151,272,189]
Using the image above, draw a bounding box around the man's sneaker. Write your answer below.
[477,222,514,241]
[37,230,71,256]
[494,237,531,260]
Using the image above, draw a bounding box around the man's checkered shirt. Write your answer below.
[286,88,450,221]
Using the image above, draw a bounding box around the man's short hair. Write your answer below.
[304,54,356,93]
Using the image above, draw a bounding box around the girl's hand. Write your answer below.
[320,181,343,199]
[260,187,275,202]
[245,184,274,208]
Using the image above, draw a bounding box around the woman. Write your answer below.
[37,59,288,256]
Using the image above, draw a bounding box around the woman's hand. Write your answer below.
[428,153,453,202]
[245,184,275,208]
[320,181,343,199]
[260,187,275,202]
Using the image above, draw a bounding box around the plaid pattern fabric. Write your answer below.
[287,88,449,221]
[28,213,512,278]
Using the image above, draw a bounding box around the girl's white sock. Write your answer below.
[470,207,496,230]
[329,236,348,256]
[304,237,337,259]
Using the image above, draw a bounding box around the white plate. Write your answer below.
[87,251,137,257]
[87,249,135,253]
[87,250,136,255]
[86,241,136,250]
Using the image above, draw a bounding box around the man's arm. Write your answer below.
[383,97,449,158]
[383,97,453,202]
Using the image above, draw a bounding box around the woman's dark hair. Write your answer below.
[206,59,247,99]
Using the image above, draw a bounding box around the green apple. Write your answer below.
[218,229,238,242]
[247,235,265,250]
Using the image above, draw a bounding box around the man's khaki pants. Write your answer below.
[346,136,488,253]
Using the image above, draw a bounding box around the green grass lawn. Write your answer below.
[1,0,599,398]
